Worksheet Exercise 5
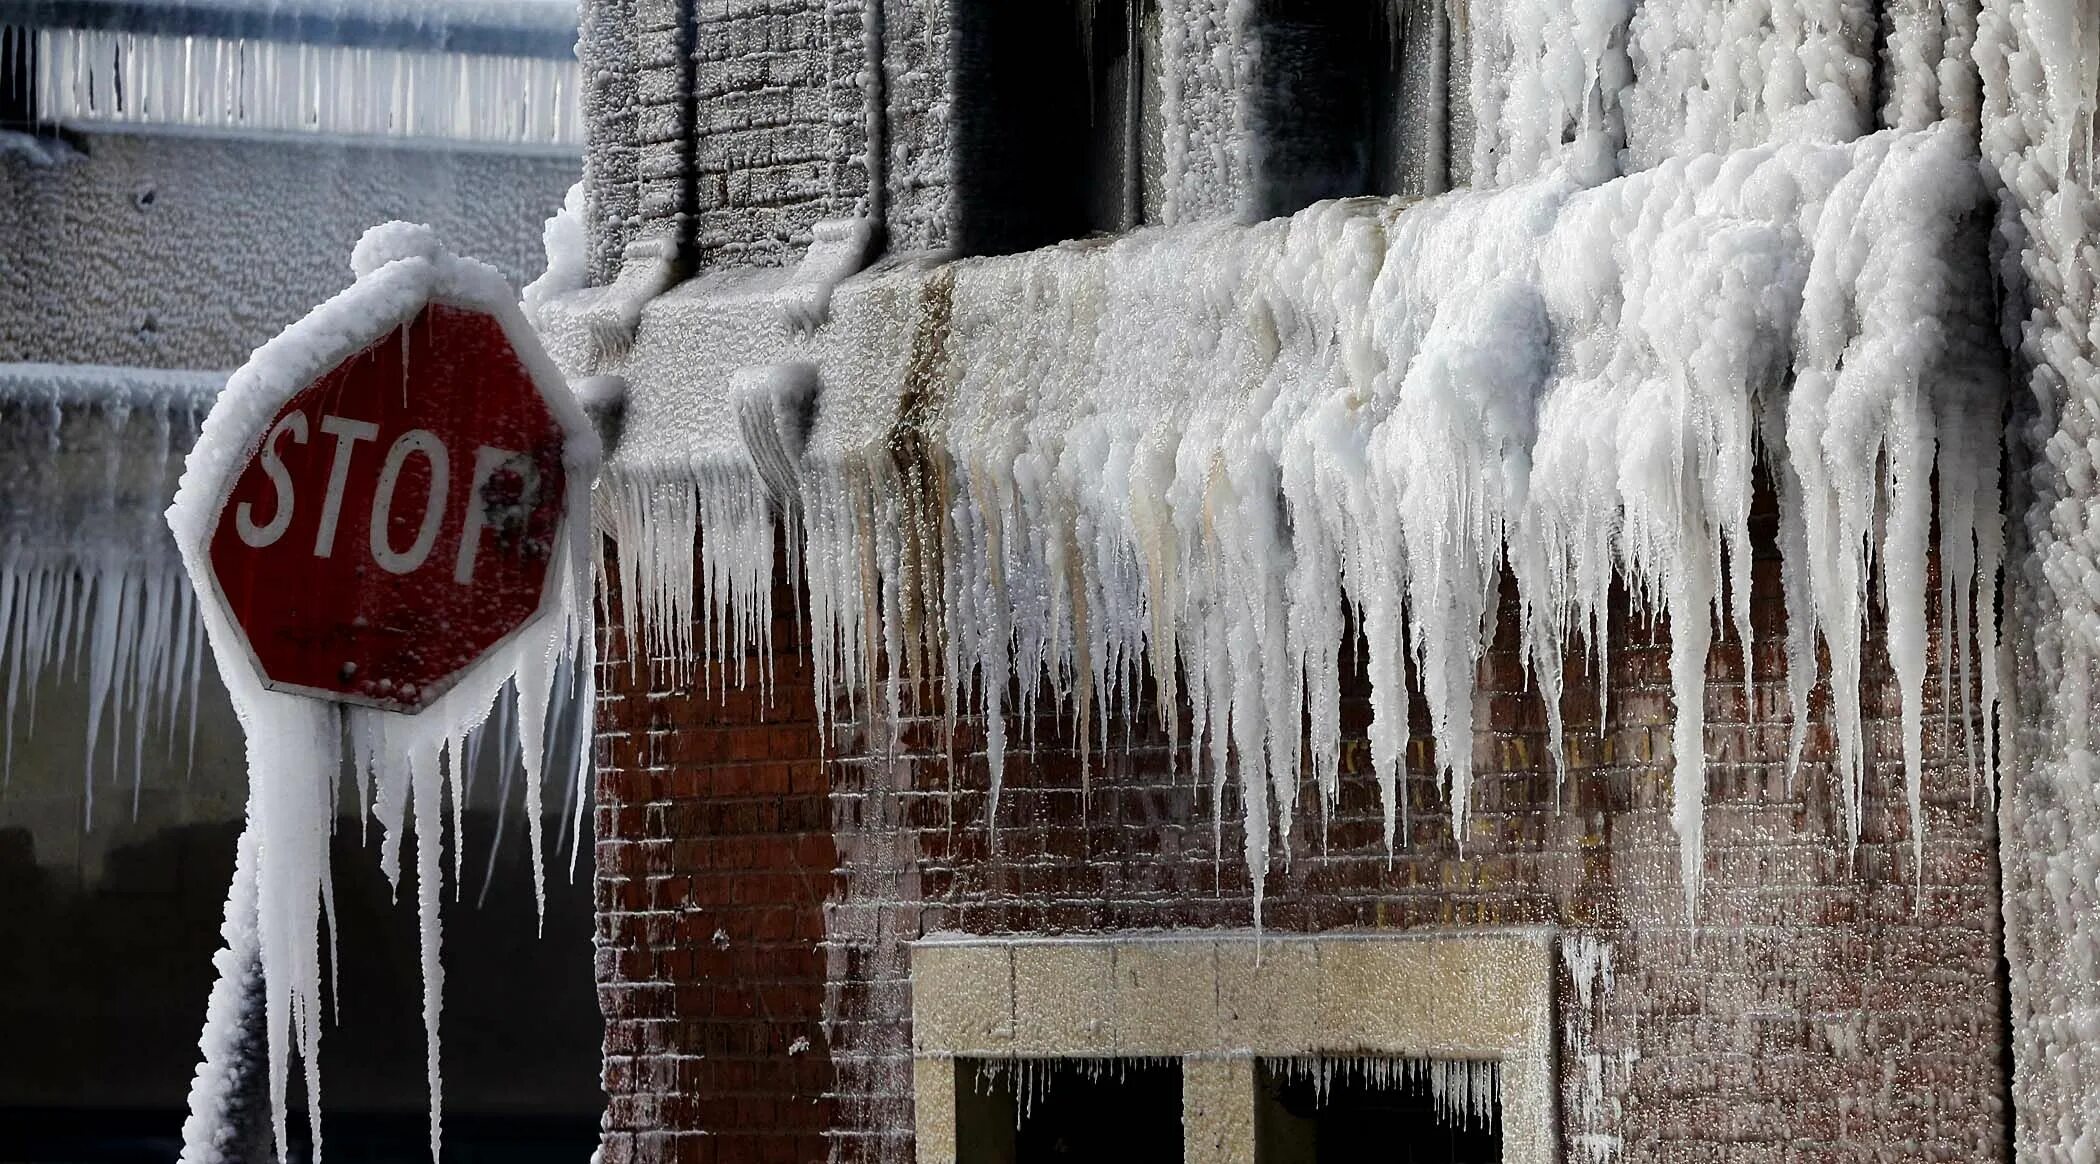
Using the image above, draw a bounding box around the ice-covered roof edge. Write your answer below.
[2,0,579,57]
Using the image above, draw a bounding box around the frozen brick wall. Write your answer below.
[877,0,950,253]
[593,566,836,1164]
[583,0,646,282]
[582,0,879,278]
[0,129,574,370]
[690,0,871,268]
[633,0,692,260]
[593,477,2011,1164]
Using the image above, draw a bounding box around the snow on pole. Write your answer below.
[167,221,599,1162]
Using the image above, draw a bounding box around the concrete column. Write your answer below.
[1182,1056,1256,1164]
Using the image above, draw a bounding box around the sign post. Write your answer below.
[169,222,597,1164]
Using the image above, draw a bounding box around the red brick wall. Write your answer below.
[594,569,835,1164]
[595,481,2010,1163]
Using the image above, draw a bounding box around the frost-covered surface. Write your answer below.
[547,121,2003,924]
[1977,0,2100,1155]
[166,225,597,1162]
[0,362,219,812]
[1,128,575,372]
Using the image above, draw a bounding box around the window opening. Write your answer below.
[955,1056,1184,1164]
[1255,1056,1501,1163]
[949,0,1157,256]
[1,24,34,129]
[1246,0,1449,220]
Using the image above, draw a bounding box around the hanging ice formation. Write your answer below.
[167,223,599,1164]
[0,363,220,816]
[584,124,2005,926]
[1264,1056,1501,1130]
[9,0,581,148]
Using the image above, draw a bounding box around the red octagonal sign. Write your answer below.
[206,302,569,713]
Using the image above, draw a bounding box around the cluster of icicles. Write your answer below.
[18,25,582,146]
[0,364,220,817]
[613,122,2007,922]
[965,1054,1496,1130]
[1267,1055,1500,1130]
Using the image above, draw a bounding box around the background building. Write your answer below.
[0,2,599,1156]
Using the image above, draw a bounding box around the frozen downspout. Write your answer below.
[1124,0,1143,228]
[863,0,887,233]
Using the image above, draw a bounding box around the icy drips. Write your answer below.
[603,124,2004,926]
[1264,1055,1501,1130]
[167,224,598,1164]
[0,363,219,815]
[22,21,581,147]
[1561,935,1623,1161]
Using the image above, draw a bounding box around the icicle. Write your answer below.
[612,122,2003,934]
[0,364,217,802]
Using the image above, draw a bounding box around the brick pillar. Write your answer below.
[595,559,835,1164]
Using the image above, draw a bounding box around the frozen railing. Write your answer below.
[2,0,581,146]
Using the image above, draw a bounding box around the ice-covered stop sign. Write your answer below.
[199,231,581,713]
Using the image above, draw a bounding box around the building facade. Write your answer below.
[533,1,2100,1162]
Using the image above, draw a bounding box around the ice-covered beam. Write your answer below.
[0,0,580,58]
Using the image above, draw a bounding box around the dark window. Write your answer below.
[1,25,34,129]
[1245,0,1451,219]
[955,1057,1184,1164]
[949,0,1158,255]
[1255,1058,1501,1163]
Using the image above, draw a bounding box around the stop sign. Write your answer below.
[200,284,580,714]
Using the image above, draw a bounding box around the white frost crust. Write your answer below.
[1977,0,2100,1154]
[166,225,598,1162]
[560,126,2002,926]
[1459,0,1984,187]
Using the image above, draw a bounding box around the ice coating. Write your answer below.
[1977,0,2100,1153]
[166,223,598,1163]
[582,123,2004,924]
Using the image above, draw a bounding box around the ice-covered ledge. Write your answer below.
[908,929,1557,1164]
[530,247,948,476]
[536,124,2006,930]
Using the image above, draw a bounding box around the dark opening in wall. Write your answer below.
[1245,0,1450,220]
[1254,1058,1501,1163]
[949,0,1158,256]
[955,1057,1184,1163]
[1,25,35,129]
